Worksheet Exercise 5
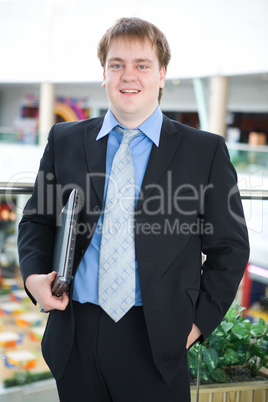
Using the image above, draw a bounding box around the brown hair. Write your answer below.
[97,17,171,102]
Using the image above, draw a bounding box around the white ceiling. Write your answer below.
[0,0,268,83]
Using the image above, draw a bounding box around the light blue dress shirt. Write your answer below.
[72,106,163,305]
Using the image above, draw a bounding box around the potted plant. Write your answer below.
[3,370,53,388]
[0,371,58,402]
[188,301,268,400]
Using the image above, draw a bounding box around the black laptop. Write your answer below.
[51,188,80,297]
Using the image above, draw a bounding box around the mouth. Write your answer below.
[120,89,140,94]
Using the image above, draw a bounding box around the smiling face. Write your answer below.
[102,38,166,128]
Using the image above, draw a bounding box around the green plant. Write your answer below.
[188,301,268,383]
[3,370,53,388]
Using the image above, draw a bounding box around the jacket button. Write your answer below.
[93,205,101,213]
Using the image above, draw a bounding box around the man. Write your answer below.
[18,17,249,402]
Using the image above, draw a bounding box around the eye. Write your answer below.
[138,65,147,70]
[112,64,122,69]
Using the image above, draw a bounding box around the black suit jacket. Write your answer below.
[18,115,249,384]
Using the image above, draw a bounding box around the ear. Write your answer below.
[159,66,166,89]
[101,70,106,88]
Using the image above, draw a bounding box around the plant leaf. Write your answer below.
[221,321,234,333]
[211,368,228,383]
[250,323,266,337]
[200,367,210,381]
[208,335,226,351]
[202,348,218,373]
[224,348,238,365]
[232,323,248,339]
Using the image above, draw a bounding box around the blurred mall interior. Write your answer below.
[0,0,268,400]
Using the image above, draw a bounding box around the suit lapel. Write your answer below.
[136,116,182,211]
[84,117,107,204]
[83,115,182,208]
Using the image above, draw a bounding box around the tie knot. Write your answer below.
[114,125,141,144]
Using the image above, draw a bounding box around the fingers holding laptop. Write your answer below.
[25,271,69,312]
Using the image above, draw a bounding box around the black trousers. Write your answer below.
[56,301,191,402]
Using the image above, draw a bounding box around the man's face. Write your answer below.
[102,37,166,128]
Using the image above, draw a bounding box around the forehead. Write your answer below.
[107,37,157,59]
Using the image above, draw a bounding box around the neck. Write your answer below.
[110,106,157,129]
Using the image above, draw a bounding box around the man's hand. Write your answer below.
[186,323,202,349]
[25,272,69,312]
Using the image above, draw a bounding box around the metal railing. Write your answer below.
[1,182,268,200]
[1,182,268,402]
[0,182,34,195]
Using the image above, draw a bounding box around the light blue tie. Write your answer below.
[98,126,140,322]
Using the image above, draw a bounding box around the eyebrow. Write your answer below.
[107,57,153,64]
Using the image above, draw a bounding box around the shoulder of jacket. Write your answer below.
[163,115,224,145]
[53,116,104,132]
[49,116,104,143]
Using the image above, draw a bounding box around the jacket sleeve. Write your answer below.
[194,135,250,340]
[17,125,57,303]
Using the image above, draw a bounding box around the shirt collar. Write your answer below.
[96,106,163,147]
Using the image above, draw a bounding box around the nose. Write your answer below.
[121,66,136,82]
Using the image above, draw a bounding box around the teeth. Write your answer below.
[121,90,139,93]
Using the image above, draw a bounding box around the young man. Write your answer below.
[18,18,249,402]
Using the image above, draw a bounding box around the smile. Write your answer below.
[120,90,140,94]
